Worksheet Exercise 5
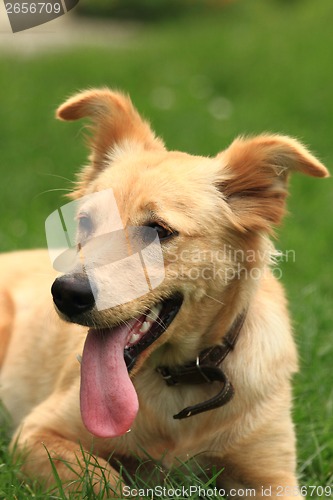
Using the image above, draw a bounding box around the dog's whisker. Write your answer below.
[40,173,75,183]
[203,293,225,307]
[33,188,73,200]
[153,318,168,330]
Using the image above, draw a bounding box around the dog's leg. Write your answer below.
[11,426,123,497]
[215,420,304,499]
[9,387,124,498]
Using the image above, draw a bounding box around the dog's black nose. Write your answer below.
[51,274,95,318]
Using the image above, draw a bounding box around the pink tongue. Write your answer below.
[80,322,139,438]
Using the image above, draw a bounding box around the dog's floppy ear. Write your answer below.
[219,134,329,233]
[56,88,164,193]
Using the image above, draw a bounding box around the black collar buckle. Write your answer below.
[156,366,179,386]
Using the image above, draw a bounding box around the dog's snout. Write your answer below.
[51,274,95,318]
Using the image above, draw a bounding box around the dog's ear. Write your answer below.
[218,134,329,233]
[56,89,164,193]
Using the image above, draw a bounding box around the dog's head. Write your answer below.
[50,88,328,438]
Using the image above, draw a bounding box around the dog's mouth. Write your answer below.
[123,293,183,371]
[79,294,183,438]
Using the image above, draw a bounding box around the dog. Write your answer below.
[0,88,329,499]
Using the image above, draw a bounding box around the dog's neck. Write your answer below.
[156,309,247,420]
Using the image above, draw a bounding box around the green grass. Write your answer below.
[0,0,332,497]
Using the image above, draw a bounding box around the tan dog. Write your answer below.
[0,89,329,499]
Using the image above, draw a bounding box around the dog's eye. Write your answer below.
[78,213,93,235]
[148,223,177,241]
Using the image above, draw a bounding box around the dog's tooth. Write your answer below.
[139,321,151,334]
[149,303,162,322]
[130,333,140,344]
[76,354,82,364]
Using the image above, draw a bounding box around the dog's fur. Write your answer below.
[0,89,329,498]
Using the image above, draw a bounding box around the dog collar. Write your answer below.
[156,311,247,420]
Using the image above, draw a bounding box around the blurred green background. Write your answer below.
[0,0,332,493]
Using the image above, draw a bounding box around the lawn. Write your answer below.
[0,0,332,497]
